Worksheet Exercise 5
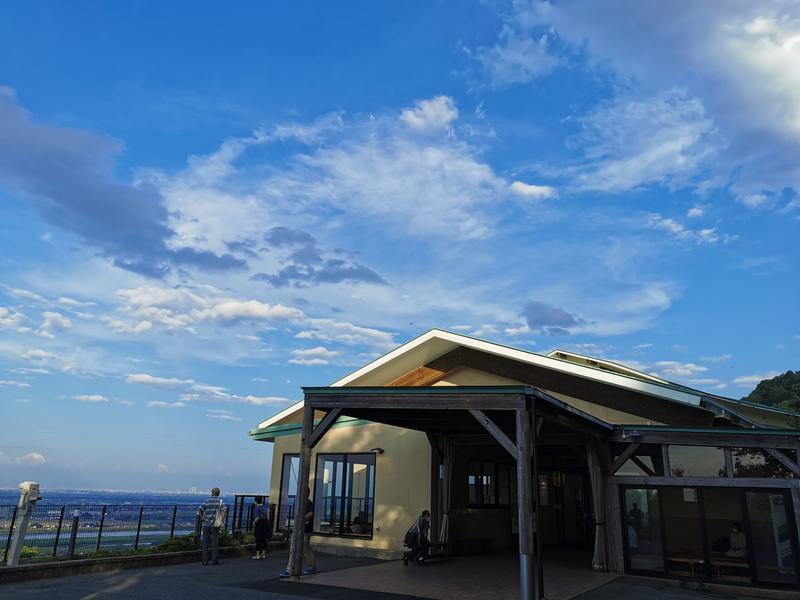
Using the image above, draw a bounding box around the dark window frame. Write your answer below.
[467,458,513,509]
[313,452,376,539]
[276,453,299,532]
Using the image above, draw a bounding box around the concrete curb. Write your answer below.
[0,541,287,584]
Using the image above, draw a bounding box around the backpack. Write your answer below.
[403,520,420,547]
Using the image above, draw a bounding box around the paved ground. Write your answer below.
[0,551,430,600]
[296,550,616,600]
[0,551,782,600]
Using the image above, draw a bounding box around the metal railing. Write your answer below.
[0,499,267,564]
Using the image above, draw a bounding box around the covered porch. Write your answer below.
[287,385,614,600]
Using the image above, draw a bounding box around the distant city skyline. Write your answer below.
[1,1,798,490]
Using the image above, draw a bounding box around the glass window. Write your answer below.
[703,487,752,584]
[668,445,727,477]
[662,487,706,578]
[623,488,664,573]
[732,448,797,479]
[467,459,512,507]
[277,454,299,531]
[313,453,375,537]
[613,444,665,476]
[745,491,797,584]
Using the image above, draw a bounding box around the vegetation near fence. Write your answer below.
[1,498,270,564]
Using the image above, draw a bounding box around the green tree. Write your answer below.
[743,370,800,413]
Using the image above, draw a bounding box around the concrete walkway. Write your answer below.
[294,551,616,600]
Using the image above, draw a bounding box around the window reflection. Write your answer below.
[668,446,727,478]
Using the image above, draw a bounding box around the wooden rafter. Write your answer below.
[469,409,518,460]
[308,407,342,449]
[764,448,800,478]
[608,442,641,475]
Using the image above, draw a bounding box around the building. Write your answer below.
[249,329,800,598]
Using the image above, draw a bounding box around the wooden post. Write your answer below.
[531,395,543,599]
[289,404,315,578]
[516,405,537,600]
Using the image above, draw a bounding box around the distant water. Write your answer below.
[0,489,240,506]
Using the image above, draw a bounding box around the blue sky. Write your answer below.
[1,1,798,492]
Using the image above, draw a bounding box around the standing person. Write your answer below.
[252,496,271,559]
[279,494,316,577]
[627,502,643,533]
[197,487,227,566]
[402,510,431,565]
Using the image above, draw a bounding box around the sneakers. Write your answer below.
[252,554,260,560]
[279,570,291,578]
[304,567,317,575]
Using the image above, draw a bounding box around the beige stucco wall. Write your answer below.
[269,421,431,557]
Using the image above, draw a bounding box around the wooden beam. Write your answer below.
[308,408,342,449]
[609,475,798,489]
[289,404,314,578]
[608,442,641,475]
[308,393,526,410]
[764,448,800,478]
[515,406,537,600]
[469,409,518,460]
[610,429,800,449]
[388,365,447,387]
[426,432,442,464]
[630,455,656,477]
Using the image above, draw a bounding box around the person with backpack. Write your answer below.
[197,487,227,566]
[252,496,271,559]
[403,509,431,565]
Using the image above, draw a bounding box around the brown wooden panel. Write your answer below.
[426,347,714,426]
[388,365,447,387]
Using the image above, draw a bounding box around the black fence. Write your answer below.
[0,496,271,564]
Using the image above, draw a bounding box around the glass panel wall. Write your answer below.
[745,491,797,584]
[277,454,299,531]
[613,444,665,476]
[668,446,727,477]
[703,487,752,583]
[662,487,706,578]
[732,448,798,479]
[467,459,512,507]
[623,488,664,573]
[313,453,376,537]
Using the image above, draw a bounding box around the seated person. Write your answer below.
[725,522,746,559]
[350,510,370,534]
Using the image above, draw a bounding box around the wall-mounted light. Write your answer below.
[370,447,385,455]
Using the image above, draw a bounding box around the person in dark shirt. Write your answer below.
[628,503,644,532]
[252,496,271,559]
[403,510,431,565]
[280,495,316,577]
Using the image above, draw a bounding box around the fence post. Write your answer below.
[3,506,17,564]
[67,510,80,559]
[96,506,107,552]
[52,506,66,557]
[134,506,144,550]
[170,505,177,538]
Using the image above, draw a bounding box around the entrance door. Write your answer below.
[745,490,798,585]
[621,487,665,574]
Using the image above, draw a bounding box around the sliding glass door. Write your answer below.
[620,485,799,587]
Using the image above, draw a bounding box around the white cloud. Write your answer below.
[472,25,562,87]
[146,400,187,409]
[37,311,72,339]
[687,204,708,218]
[653,361,708,379]
[509,181,557,200]
[191,300,303,323]
[126,373,194,388]
[18,349,57,361]
[6,287,49,304]
[701,353,732,363]
[289,346,340,366]
[72,394,108,403]
[504,324,531,336]
[156,463,169,472]
[16,451,46,465]
[400,96,458,131]
[0,306,28,332]
[101,316,154,334]
[568,90,719,193]
[732,371,781,388]
[646,214,735,245]
[0,379,31,388]
[206,409,243,422]
[57,296,96,308]
[296,318,395,351]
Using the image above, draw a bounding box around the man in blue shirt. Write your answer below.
[197,487,226,565]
